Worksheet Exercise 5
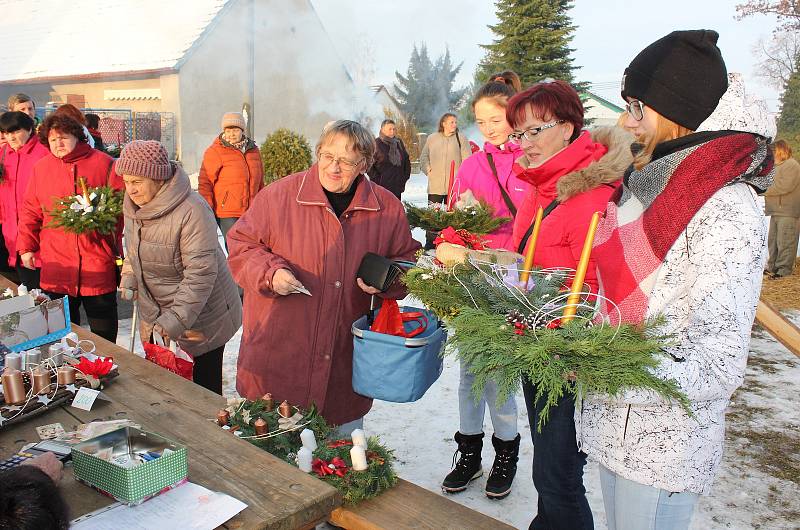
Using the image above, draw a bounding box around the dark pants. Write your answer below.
[45,290,118,343]
[16,265,40,290]
[193,345,224,395]
[425,194,447,250]
[216,217,239,251]
[523,377,593,530]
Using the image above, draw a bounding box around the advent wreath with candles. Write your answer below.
[404,209,691,431]
[217,396,397,504]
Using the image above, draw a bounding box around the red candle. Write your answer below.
[446,160,456,211]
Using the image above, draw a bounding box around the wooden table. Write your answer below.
[0,280,340,530]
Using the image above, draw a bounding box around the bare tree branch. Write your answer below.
[736,0,800,29]
[753,31,800,88]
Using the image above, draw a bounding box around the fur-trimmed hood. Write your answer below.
[556,127,635,201]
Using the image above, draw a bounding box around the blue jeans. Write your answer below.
[523,378,593,530]
[600,465,699,530]
[458,360,518,441]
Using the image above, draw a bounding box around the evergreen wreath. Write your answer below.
[403,260,690,430]
[222,398,397,504]
[404,200,510,235]
[47,185,123,235]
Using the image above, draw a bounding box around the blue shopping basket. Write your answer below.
[351,306,447,403]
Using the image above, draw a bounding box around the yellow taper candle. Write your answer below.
[78,176,89,202]
[519,206,544,287]
[562,211,601,323]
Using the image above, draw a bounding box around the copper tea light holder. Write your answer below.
[262,393,274,411]
[217,409,230,427]
[278,400,291,418]
[1,368,26,405]
[56,366,76,386]
[254,418,268,435]
[32,368,52,395]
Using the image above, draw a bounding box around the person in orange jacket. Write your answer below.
[197,112,264,249]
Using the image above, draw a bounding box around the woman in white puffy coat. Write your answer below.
[586,31,775,530]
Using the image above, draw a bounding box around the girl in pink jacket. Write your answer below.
[448,81,529,251]
[441,78,526,500]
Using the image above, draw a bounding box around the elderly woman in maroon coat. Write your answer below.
[227,120,421,432]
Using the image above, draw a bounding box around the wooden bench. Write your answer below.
[330,480,516,530]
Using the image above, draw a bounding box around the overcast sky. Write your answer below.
[310,0,781,111]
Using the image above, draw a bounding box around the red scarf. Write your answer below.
[516,131,607,201]
[61,141,93,163]
[593,132,773,324]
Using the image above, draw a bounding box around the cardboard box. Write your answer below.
[72,427,188,505]
[0,295,71,352]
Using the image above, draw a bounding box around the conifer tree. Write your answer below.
[478,0,580,87]
[778,65,800,155]
[394,44,468,131]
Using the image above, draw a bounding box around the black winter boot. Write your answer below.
[485,433,520,499]
[441,431,484,493]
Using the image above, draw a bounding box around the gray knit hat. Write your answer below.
[115,140,173,180]
[221,112,246,131]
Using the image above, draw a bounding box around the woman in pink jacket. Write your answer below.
[0,111,49,288]
[449,80,528,251]
[441,78,527,501]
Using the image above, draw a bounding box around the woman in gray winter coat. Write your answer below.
[118,140,242,394]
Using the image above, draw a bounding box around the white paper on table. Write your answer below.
[70,482,248,530]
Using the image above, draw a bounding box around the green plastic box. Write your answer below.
[72,427,187,505]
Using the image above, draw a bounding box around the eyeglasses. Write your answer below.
[508,120,565,142]
[319,152,364,171]
[626,100,645,121]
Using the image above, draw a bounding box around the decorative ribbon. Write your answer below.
[433,226,487,250]
[312,457,349,477]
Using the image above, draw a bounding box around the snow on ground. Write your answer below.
[110,173,800,529]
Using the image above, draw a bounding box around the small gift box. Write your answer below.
[72,427,187,505]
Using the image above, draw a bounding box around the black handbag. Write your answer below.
[357,252,403,292]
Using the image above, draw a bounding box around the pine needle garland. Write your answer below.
[47,185,123,235]
[404,200,510,235]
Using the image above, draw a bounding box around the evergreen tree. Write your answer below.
[478,0,581,87]
[394,44,468,131]
[778,64,800,155]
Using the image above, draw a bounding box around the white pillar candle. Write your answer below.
[351,428,367,449]
[297,447,313,472]
[17,285,28,296]
[350,445,368,471]
[300,428,317,451]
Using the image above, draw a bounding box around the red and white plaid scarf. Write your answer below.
[593,131,773,324]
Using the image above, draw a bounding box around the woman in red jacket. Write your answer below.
[0,111,49,288]
[506,81,633,530]
[17,114,124,342]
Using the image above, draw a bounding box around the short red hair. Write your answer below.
[506,80,584,142]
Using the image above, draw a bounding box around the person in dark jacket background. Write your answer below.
[367,119,411,199]
[85,113,106,153]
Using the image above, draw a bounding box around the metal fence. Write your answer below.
[36,107,176,159]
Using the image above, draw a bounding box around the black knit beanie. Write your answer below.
[621,29,728,130]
